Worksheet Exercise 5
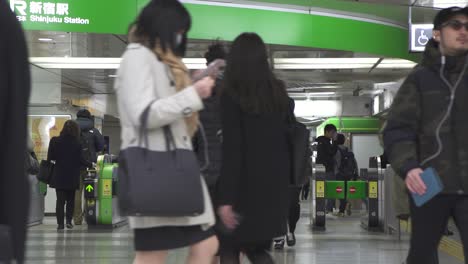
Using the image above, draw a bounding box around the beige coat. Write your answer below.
[114,43,215,229]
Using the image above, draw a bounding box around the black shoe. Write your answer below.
[286,233,296,247]
[57,225,64,230]
[273,239,285,250]
[66,223,73,229]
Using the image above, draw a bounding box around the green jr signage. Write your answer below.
[8,0,136,34]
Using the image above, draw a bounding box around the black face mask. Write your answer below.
[173,33,187,57]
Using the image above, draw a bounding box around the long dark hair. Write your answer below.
[60,120,80,140]
[223,33,289,114]
[134,0,191,56]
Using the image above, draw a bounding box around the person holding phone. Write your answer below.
[116,1,218,263]
[383,7,468,264]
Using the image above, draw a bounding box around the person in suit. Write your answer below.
[0,1,31,263]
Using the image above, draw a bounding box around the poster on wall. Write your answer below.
[28,115,71,160]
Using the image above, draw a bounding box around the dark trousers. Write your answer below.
[220,241,273,264]
[338,181,348,213]
[407,194,468,264]
[56,189,75,226]
[288,187,301,233]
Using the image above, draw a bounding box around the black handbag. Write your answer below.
[37,160,55,184]
[117,103,205,217]
[288,120,311,186]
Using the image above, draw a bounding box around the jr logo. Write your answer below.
[9,0,27,16]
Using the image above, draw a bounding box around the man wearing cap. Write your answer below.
[383,6,468,264]
[74,109,105,225]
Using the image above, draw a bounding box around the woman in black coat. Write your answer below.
[48,120,91,230]
[217,33,292,264]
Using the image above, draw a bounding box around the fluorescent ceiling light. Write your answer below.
[108,74,117,78]
[38,38,53,42]
[274,58,378,69]
[275,58,416,70]
[275,58,379,64]
[377,59,416,69]
[29,57,416,70]
[433,0,467,8]
[308,92,336,95]
[29,57,208,70]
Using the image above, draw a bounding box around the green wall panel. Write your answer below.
[316,117,381,136]
[185,3,417,60]
[8,0,136,34]
[12,0,418,60]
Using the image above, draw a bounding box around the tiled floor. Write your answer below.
[25,202,463,264]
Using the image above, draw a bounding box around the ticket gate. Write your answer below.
[84,155,126,228]
[311,158,379,231]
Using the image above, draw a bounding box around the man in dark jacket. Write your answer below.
[315,124,338,213]
[73,109,104,225]
[0,1,31,263]
[383,6,468,264]
[193,42,226,196]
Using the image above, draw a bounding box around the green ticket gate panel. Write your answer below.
[325,181,346,199]
[346,181,367,199]
[98,164,117,225]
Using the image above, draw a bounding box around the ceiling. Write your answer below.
[27,0,450,103]
[27,30,412,100]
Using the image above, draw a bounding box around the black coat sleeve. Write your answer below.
[217,94,243,206]
[0,3,31,263]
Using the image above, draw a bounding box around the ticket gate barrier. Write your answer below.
[311,159,375,231]
[361,156,385,232]
[311,158,327,231]
[84,155,126,228]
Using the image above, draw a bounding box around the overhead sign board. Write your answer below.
[410,24,433,52]
[8,0,136,34]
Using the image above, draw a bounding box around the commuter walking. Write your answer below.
[315,124,338,213]
[73,109,104,225]
[274,110,312,250]
[115,1,218,263]
[192,42,227,264]
[193,42,226,203]
[383,6,468,264]
[0,1,31,262]
[47,120,92,230]
[334,134,358,217]
[217,33,291,264]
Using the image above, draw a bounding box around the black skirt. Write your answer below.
[134,225,215,251]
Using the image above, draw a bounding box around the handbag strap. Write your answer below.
[138,101,177,151]
[198,122,210,171]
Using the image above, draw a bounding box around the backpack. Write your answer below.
[337,148,357,181]
[80,129,94,164]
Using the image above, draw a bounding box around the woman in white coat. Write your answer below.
[114,1,218,263]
